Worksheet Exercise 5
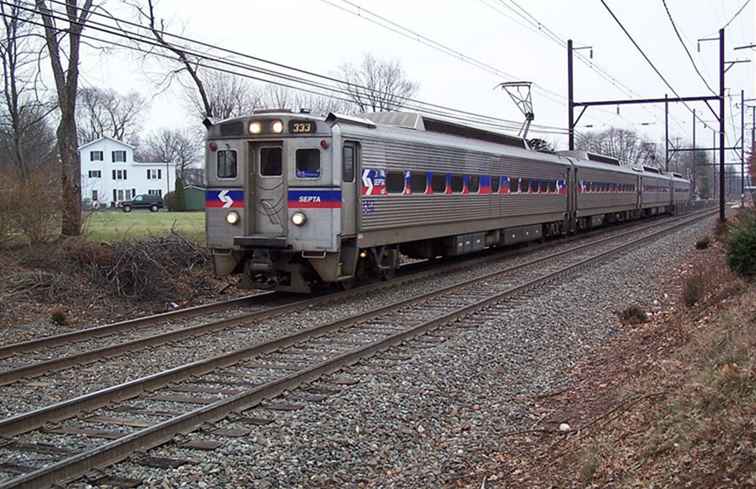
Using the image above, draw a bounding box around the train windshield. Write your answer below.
[296,149,320,178]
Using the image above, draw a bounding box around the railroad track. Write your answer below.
[0,209,715,488]
[0,209,712,387]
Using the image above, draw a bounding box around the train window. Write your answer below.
[450,175,464,193]
[468,175,480,193]
[519,178,529,193]
[491,176,500,193]
[217,150,237,179]
[430,174,447,193]
[260,147,282,176]
[385,171,404,194]
[342,145,355,182]
[410,172,427,193]
[296,149,320,178]
[547,180,557,193]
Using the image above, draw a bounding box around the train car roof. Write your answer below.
[328,111,573,167]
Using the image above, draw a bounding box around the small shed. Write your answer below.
[183,185,206,211]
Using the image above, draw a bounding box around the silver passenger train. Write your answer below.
[204,110,690,293]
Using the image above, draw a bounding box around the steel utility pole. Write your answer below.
[692,109,696,195]
[567,39,575,150]
[741,89,745,207]
[665,94,669,171]
[719,28,725,220]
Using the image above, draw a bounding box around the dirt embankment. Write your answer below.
[456,223,755,488]
[0,234,239,331]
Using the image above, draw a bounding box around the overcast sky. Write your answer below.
[76,0,754,160]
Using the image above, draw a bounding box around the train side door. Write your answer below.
[249,142,286,236]
[341,141,358,236]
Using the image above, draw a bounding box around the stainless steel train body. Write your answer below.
[205,110,690,293]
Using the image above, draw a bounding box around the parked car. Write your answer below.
[121,194,164,212]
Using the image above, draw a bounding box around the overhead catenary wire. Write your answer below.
[660,0,717,96]
[723,0,752,30]
[477,0,688,133]
[7,0,570,135]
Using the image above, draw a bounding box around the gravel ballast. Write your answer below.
[55,216,720,488]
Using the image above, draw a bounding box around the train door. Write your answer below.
[341,141,358,236]
[249,142,286,236]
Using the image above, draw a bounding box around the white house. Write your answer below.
[79,136,176,207]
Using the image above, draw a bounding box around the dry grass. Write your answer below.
[618,305,648,324]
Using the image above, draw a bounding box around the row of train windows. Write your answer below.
[216,149,322,179]
[382,173,561,194]
[581,181,636,193]
[644,185,671,192]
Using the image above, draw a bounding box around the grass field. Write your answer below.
[84,210,205,242]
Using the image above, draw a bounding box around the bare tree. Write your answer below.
[260,85,353,115]
[76,87,147,143]
[35,0,96,236]
[184,71,261,121]
[137,128,200,179]
[576,128,659,168]
[0,0,56,178]
[338,54,418,112]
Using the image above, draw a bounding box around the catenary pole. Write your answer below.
[719,28,725,221]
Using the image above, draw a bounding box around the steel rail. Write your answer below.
[0,210,710,386]
[0,209,716,489]
[0,293,275,358]
[0,209,714,437]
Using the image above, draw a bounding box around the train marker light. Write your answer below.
[208,142,218,152]
[249,121,262,134]
[320,139,329,149]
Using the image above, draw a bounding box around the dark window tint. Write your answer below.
[386,171,404,194]
[547,180,556,193]
[520,178,529,193]
[410,172,426,193]
[217,150,238,178]
[450,175,464,193]
[296,149,320,178]
[260,147,282,176]
[491,176,500,193]
[342,145,355,182]
[468,175,480,193]
[430,174,447,193]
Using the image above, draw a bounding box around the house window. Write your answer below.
[117,189,124,201]
[88,170,101,178]
[148,189,162,196]
[147,169,162,180]
[112,150,126,162]
[90,151,103,161]
[112,189,117,202]
[158,169,162,180]
[113,170,127,180]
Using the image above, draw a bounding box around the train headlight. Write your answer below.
[291,211,307,226]
[271,120,284,133]
[226,211,240,225]
[249,121,262,134]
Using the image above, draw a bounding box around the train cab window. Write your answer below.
[468,175,480,193]
[217,150,237,179]
[519,178,529,193]
[296,149,320,178]
[342,146,355,182]
[260,147,282,176]
[410,172,426,193]
[386,171,405,194]
[491,176,500,193]
[430,174,447,193]
[450,175,464,193]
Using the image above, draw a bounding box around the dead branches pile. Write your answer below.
[66,232,209,301]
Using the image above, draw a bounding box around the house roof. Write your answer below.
[78,136,136,151]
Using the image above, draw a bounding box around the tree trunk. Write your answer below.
[58,106,81,235]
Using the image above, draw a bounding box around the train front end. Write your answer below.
[205,111,340,293]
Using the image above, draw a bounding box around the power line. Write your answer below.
[7,0,570,135]
[723,0,752,30]
[660,0,716,95]
[318,0,571,109]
